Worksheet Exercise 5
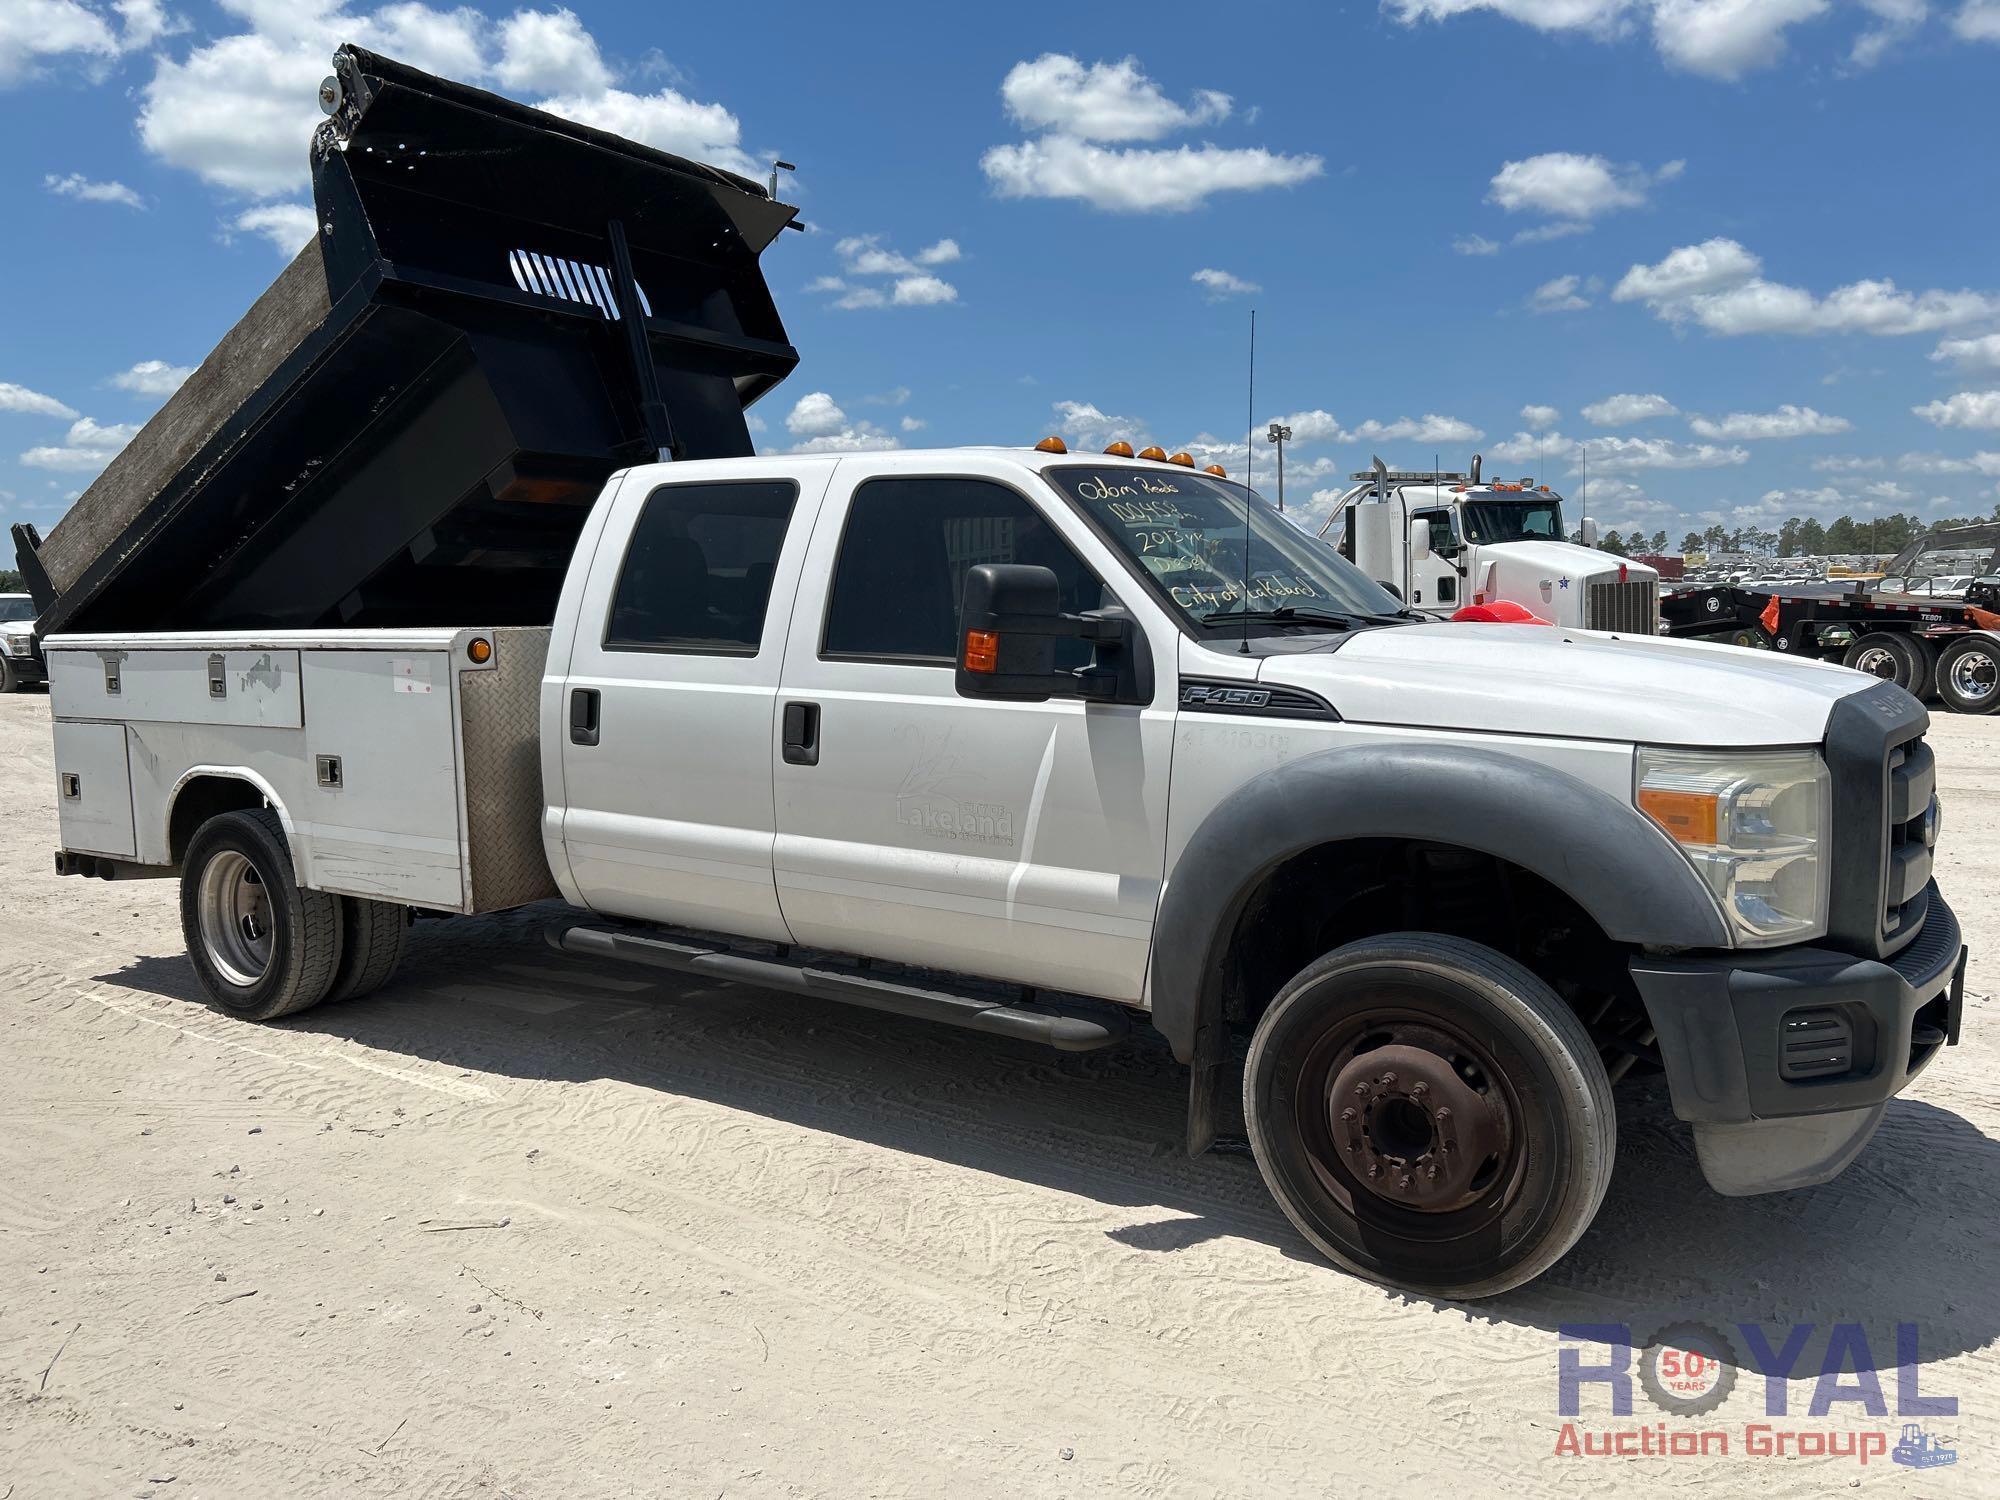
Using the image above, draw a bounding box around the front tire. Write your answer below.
[0,656,17,694]
[1243,933,1615,1299]
[181,809,342,1020]
[1935,636,2000,715]
[1844,632,1925,693]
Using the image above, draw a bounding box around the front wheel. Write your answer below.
[1935,636,2000,715]
[1243,933,1615,1299]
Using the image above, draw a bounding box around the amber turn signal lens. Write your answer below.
[1104,441,1134,458]
[963,629,1000,674]
[1034,435,1068,454]
[1638,787,1718,845]
[1203,464,1227,477]
[1137,446,1168,461]
[467,636,493,664]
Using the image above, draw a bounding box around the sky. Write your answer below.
[4,0,2000,556]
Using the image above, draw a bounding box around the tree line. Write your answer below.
[1574,501,2000,560]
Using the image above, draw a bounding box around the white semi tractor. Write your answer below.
[1321,456,1662,634]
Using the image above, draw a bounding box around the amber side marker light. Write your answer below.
[1638,787,1718,845]
[963,630,1000,674]
[467,636,493,664]
[1104,441,1134,457]
[1034,435,1068,454]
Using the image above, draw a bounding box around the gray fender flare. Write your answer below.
[1150,741,1732,1067]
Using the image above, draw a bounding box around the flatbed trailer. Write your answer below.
[1659,580,2000,713]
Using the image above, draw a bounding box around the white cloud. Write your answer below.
[1528,274,1591,313]
[1811,454,1885,472]
[1521,404,1561,430]
[782,390,899,452]
[1487,152,1674,222]
[1851,0,1928,64]
[1613,236,1763,302]
[1931,332,2000,373]
[494,7,610,95]
[786,391,847,437]
[139,7,759,201]
[1955,0,2000,38]
[1267,409,1344,445]
[1914,390,2000,429]
[818,234,960,310]
[1584,433,1751,471]
[1453,234,1501,256]
[1511,219,1594,246]
[232,201,316,253]
[1192,267,1260,299]
[0,0,163,87]
[1583,392,1678,425]
[1687,404,1850,439]
[899,415,926,433]
[998,54,1230,142]
[43,172,145,208]
[0,382,80,419]
[890,274,957,306]
[1615,236,2000,337]
[1387,0,1832,78]
[1053,399,1151,452]
[20,414,140,471]
[1350,414,1484,444]
[1650,0,1831,78]
[982,134,1323,213]
[1899,450,2000,474]
[109,359,194,397]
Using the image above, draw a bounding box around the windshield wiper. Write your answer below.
[1198,606,1356,630]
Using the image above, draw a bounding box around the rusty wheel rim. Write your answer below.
[1294,1007,1527,1230]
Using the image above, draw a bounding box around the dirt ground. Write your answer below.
[1,689,1994,1499]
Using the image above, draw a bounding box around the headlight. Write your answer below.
[2,631,30,654]
[1635,746,1830,947]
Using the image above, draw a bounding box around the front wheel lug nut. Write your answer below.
[1435,1107,1452,1121]
[1411,1081,1428,1097]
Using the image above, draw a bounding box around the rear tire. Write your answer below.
[1243,933,1615,1300]
[0,656,17,694]
[1901,634,1938,699]
[181,809,342,1020]
[1935,637,2000,715]
[1844,632,1921,692]
[325,896,411,1003]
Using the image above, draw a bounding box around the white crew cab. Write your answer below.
[43,443,1966,1297]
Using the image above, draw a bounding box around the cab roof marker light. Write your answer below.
[1138,446,1169,462]
[1104,441,1134,458]
[1034,435,1068,454]
[1167,452,1196,468]
[1203,464,1227,477]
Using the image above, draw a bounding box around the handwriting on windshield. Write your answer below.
[1169,573,1329,610]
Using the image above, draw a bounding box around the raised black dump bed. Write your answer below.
[14,45,798,637]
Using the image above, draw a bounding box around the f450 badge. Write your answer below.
[1182,684,1272,708]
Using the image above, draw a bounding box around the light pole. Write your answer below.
[1267,422,1291,512]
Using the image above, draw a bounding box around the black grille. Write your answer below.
[1585,578,1659,634]
[1779,1008,1855,1080]
[1824,682,1932,960]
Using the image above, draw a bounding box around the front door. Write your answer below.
[559,461,835,941]
[1409,507,1461,613]
[769,462,1175,1002]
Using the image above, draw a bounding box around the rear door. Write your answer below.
[768,458,1177,1002]
[558,460,836,940]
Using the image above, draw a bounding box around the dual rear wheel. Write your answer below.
[181,809,409,1019]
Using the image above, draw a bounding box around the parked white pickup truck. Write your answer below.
[43,442,1967,1297]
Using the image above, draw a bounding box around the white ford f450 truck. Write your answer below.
[43,442,1968,1297]
[1323,456,1662,632]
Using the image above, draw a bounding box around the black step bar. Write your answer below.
[546,921,1130,1052]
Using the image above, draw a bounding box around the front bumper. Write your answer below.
[2,648,44,683]
[1629,885,1965,1195]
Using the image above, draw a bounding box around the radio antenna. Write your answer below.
[1240,307,1256,655]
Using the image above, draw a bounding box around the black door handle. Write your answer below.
[569,687,601,746]
[782,701,820,766]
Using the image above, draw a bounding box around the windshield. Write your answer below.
[0,598,34,624]
[1460,498,1565,544]
[1047,465,1406,630]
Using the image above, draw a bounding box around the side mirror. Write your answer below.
[954,564,1149,704]
[1408,518,1433,562]
[1580,518,1599,549]
[1377,580,1404,602]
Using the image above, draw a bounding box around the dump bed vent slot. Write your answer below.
[508,250,653,321]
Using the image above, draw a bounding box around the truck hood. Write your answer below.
[1476,539,1658,591]
[1263,622,1871,747]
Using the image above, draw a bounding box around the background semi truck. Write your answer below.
[1320,457,1661,632]
[19,48,1969,1300]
